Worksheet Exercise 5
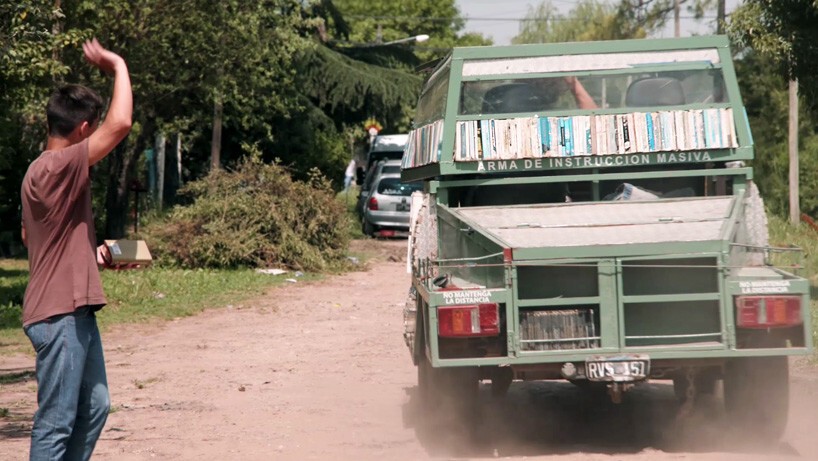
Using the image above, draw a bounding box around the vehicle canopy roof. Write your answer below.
[370,134,409,152]
[402,36,751,183]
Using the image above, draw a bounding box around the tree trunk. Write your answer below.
[211,94,223,171]
[176,133,183,186]
[51,0,62,64]
[164,133,181,205]
[155,132,166,210]
[104,143,136,239]
[788,79,799,224]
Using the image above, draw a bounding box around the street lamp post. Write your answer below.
[379,34,429,46]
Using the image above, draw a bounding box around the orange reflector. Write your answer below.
[736,295,802,329]
[438,303,500,338]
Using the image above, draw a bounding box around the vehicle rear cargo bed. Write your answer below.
[447,196,736,256]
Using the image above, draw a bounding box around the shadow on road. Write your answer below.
[403,380,799,459]
[0,368,35,441]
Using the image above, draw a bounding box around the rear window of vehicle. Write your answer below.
[381,165,401,175]
[368,150,404,168]
[376,178,422,196]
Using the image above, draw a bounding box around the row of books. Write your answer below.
[453,108,738,161]
[402,119,444,169]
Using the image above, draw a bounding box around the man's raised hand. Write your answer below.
[82,38,124,75]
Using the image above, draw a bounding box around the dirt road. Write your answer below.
[2,239,818,460]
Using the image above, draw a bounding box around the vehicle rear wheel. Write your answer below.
[723,356,789,442]
[417,352,479,425]
[362,218,375,237]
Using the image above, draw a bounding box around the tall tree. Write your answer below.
[0,0,462,245]
[727,0,818,106]
[728,1,818,218]
[55,0,312,237]
[512,0,716,44]
[328,0,491,62]
[0,1,87,251]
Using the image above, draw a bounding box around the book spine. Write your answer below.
[503,119,510,159]
[652,112,663,151]
[673,111,684,151]
[480,120,490,159]
[607,115,617,155]
[565,117,574,156]
[573,117,584,156]
[627,113,636,153]
[702,109,713,148]
[557,117,567,157]
[476,120,484,160]
[632,112,643,153]
[455,122,463,161]
[539,117,549,157]
[532,117,543,158]
[726,108,738,147]
[590,115,598,156]
[622,114,631,153]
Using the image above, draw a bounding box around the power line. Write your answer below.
[345,14,722,22]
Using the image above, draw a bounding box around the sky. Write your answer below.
[455,0,744,46]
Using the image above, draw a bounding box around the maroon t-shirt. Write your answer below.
[21,138,106,326]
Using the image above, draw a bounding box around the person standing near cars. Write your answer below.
[20,38,132,461]
[344,159,357,191]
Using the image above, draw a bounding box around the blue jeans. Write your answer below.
[24,307,110,461]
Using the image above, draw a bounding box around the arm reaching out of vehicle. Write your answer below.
[83,38,132,166]
[565,76,598,110]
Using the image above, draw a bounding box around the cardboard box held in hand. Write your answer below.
[104,239,153,266]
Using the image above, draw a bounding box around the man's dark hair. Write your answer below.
[46,84,104,137]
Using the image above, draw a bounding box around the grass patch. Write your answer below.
[768,214,818,278]
[338,185,365,240]
[98,267,319,329]
[0,262,316,353]
[0,370,35,385]
[0,259,29,352]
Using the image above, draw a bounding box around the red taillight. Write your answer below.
[367,196,378,210]
[736,295,802,329]
[438,303,500,338]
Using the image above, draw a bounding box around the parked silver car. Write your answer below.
[362,174,422,237]
[355,159,402,218]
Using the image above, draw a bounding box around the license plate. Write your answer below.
[585,355,649,382]
[396,203,409,212]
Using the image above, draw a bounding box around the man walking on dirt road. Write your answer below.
[20,38,132,461]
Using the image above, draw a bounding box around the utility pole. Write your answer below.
[674,0,680,37]
[155,133,166,210]
[717,0,726,34]
[789,78,799,224]
[210,92,223,171]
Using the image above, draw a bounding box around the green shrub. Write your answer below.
[142,154,350,271]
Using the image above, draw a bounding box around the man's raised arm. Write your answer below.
[84,38,132,166]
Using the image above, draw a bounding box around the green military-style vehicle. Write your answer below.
[401,36,811,440]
